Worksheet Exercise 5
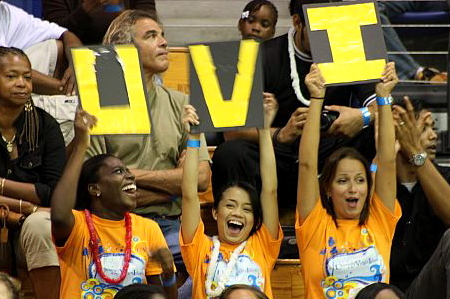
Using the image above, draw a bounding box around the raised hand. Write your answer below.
[182,104,200,133]
[305,63,326,99]
[376,62,398,97]
[393,96,427,157]
[263,92,278,128]
[73,109,97,148]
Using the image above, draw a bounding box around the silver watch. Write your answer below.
[410,152,428,166]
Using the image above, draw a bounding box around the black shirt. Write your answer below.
[0,107,66,207]
[262,33,376,128]
[390,165,450,291]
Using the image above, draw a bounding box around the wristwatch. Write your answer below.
[410,152,428,166]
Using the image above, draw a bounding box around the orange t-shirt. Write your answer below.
[295,193,401,299]
[180,221,283,299]
[56,210,169,298]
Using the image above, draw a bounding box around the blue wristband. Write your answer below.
[161,274,177,287]
[187,139,200,148]
[370,163,378,173]
[103,4,124,12]
[376,96,393,106]
[359,107,371,128]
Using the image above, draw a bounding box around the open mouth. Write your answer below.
[345,198,359,208]
[227,220,244,235]
[122,183,137,194]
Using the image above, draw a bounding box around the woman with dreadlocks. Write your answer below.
[0,46,66,299]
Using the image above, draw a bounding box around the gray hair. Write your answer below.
[103,10,160,45]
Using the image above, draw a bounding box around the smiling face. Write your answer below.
[132,18,169,75]
[328,158,368,220]
[419,110,438,161]
[91,156,137,213]
[239,5,276,41]
[0,54,32,107]
[213,186,255,245]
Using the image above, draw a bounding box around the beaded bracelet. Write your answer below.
[187,140,200,148]
[359,107,371,128]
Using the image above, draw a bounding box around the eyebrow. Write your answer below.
[143,30,159,38]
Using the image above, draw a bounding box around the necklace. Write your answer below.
[205,236,248,297]
[287,26,311,107]
[1,134,16,153]
[84,209,132,284]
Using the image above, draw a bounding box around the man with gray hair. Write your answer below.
[86,10,211,290]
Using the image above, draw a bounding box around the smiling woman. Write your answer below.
[296,62,401,299]
[50,110,177,298]
[0,46,66,299]
[180,98,282,298]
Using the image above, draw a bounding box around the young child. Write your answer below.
[238,0,278,41]
[180,97,282,299]
[50,110,177,298]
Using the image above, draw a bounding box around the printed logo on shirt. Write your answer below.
[80,253,147,297]
[319,229,385,298]
[208,252,265,292]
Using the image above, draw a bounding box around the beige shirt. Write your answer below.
[87,84,209,216]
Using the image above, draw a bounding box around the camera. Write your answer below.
[320,110,340,131]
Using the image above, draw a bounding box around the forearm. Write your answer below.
[297,99,323,221]
[417,161,450,226]
[223,128,259,143]
[375,96,397,211]
[135,188,174,207]
[0,195,37,215]
[1,179,40,205]
[134,161,209,195]
[259,127,277,196]
[51,144,85,224]
[133,168,183,195]
[259,127,279,237]
[31,69,62,95]
[61,31,83,61]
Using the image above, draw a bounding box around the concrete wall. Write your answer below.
[156,0,293,46]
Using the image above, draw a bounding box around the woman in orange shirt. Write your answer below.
[296,62,401,299]
[180,96,282,299]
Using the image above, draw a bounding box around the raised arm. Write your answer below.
[260,94,279,239]
[395,98,450,226]
[180,105,202,243]
[297,64,326,223]
[51,110,97,246]
[374,62,398,212]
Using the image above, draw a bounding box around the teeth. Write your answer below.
[228,220,243,227]
[122,184,136,192]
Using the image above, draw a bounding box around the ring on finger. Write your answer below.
[82,116,88,124]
